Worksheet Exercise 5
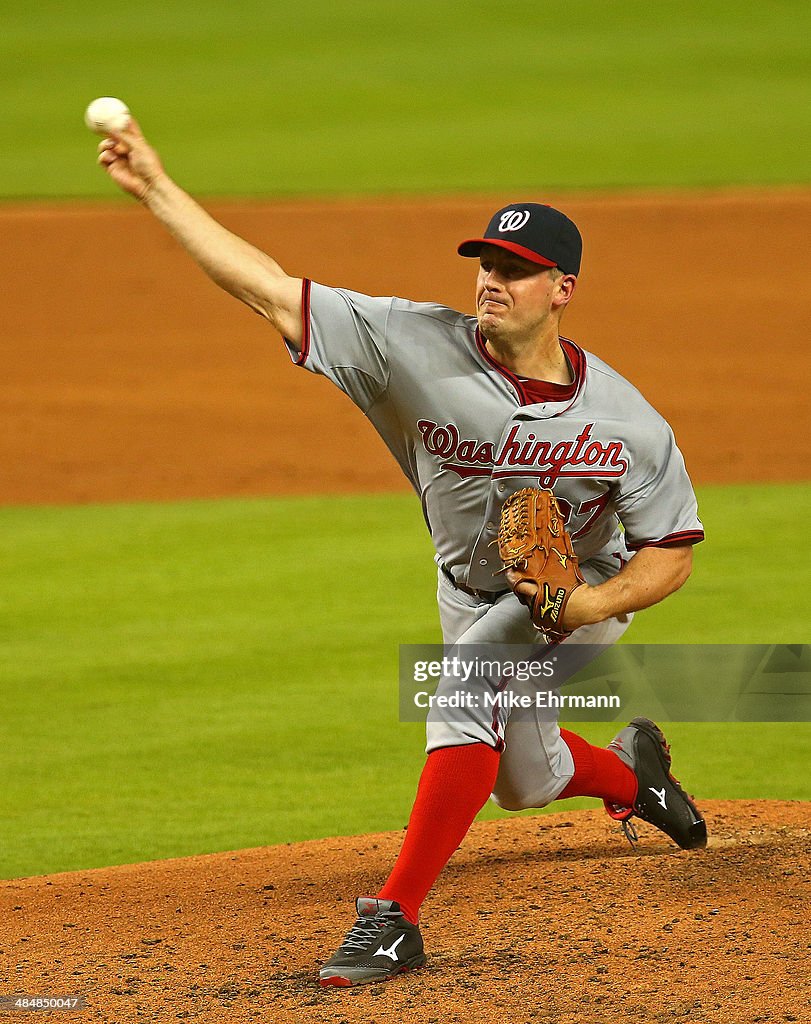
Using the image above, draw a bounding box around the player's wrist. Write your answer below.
[138,169,173,208]
[563,583,608,630]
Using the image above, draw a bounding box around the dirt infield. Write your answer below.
[2,188,810,505]
[1,802,809,1023]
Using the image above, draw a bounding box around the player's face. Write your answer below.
[475,245,572,343]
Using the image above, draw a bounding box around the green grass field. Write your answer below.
[1,484,808,879]
[1,0,809,198]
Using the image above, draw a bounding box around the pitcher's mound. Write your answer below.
[1,800,808,1023]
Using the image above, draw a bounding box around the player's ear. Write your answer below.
[555,273,577,307]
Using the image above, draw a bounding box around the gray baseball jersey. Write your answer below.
[284,281,704,593]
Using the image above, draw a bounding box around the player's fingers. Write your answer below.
[112,116,144,146]
[510,577,537,608]
[97,136,130,159]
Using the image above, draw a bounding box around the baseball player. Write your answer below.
[97,121,707,988]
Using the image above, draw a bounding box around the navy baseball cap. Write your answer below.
[458,203,582,276]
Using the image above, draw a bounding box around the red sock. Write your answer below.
[557,728,638,806]
[377,743,500,924]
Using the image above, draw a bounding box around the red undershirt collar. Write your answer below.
[475,331,584,406]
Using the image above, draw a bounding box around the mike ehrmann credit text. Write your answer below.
[412,691,622,711]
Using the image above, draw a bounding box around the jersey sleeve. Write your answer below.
[282,279,392,412]
[614,420,705,550]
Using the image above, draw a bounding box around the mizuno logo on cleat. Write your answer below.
[649,786,668,809]
[375,934,406,961]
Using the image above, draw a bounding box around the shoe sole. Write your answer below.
[630,717,707,850]
[319,955,427,987]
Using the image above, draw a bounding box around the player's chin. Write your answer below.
[478,306,501,325]
[478,312,508,340]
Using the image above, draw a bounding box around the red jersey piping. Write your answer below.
[627,530,705,551]
[475,326,527,400]
[288,278,312,366]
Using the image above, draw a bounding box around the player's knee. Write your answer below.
[489,789,528,812]
[490,775,562,811]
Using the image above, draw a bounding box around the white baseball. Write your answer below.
[84,97,131,136]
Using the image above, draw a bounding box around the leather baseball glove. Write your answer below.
[497,487,585,639]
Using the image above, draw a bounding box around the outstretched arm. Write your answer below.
[98,119,303,344]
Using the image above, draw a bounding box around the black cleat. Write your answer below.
[604,718,707,850]
[319,898,426,987]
